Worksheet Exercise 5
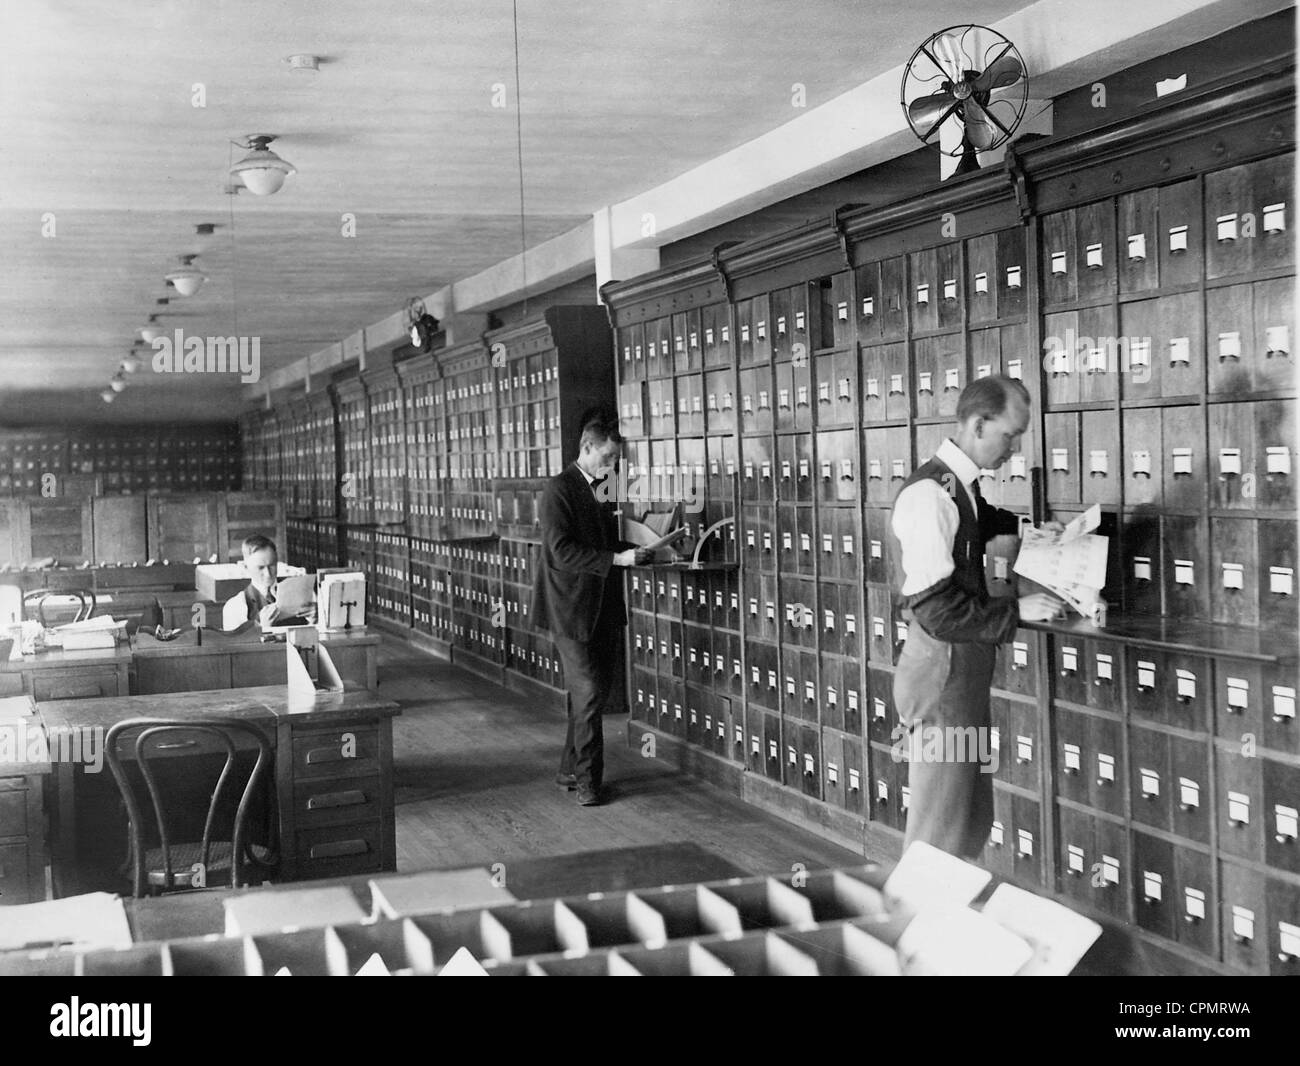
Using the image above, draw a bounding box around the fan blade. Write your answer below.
[909,91,957,131]
[962,101,998,150]
[973,53,1023,93]
[931,33,964,81]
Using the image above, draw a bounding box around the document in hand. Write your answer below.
[1012,504,1109,616]
[272,574,317,617]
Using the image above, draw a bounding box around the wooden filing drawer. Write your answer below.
[294,821,384,879]
[291,775,384,830]
[290,726,380,780]
[0,842,37,904]
[0,783,28,838]
[30,669,121,701]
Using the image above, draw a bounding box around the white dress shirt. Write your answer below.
[891,438,980,596]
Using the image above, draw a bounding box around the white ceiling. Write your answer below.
[0,0,1037,424]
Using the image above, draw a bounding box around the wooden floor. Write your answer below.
[377,639,867,883]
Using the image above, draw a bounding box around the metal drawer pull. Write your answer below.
[306,790,368,810]
[309,838,370,859]
[305,746,359,764]
[154,740,199,750]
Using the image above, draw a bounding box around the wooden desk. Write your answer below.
[0,696,51,905]
[38,685,401,898]
[0,645,132,702]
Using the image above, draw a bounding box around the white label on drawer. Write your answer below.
[1012,642,1029,667]
[1225,677,1250,710]
[765,601,776,620]
[876,779,889,802]
[723,392,733,409]
[1101,855,1120,885]
[848,767,861,791]
[761,460,772,479]
[1216,213,1238,241]
[674,704,683,721]
[839,459,853,480]
[895,620,909,643]
[990,821,1004,846]
[993,556,1009,581]
[868,459,883,480]
[1263,202,1287,234]
[1062,645,1079,672]
[1219,332,1242,363]
[845,613,857,635]
[1164,337,1190,367]
[1006,265,1022,288]
[1017,829,1033,857]
[1138,661,1157,688]
[1222,563,1245,590]
[1272,567,1295,596]
[1232,906,1254,941]
[865,377,880,399]
[1140,767,1162,798]
[873,617,886,639]
[1097,753,1115,782]
[799,459,810,478]
[1273,686,1297,721]
[825,761,839,785]
[785,675,796,697]
[1178,777,1201,810]
[1143,871,1163,902]
[1129,338,1151,369]
[1228,791,1250,824]
[1266,325,1290,355]
[975,364,992,380]
[871,696,887,722]
[847,690,859,712]
[1131,450,1152,477]
[796,385,809,406]
[823,608,835,630]
[1050,251,1068,275]
[1276,805,1299,841]
[744,461,755,480]
[918,371,933,394]
[1176,669,1197,699]
[899,786,910,811]
[803,753,815,775]
[891,459,907,479]
[1185,888,1206,920]
[1168,224,1188,252]
[989,726,1001,752]
[974,272,988,294]
[721,326,730,342]
[1089,449,1109,475]
[1133,556,1153,582]
[1064,744,1081,773]
[751,735,761,755]
[1006,359,1023,381]
[945,367,961,390]
[1004,453,1025,480]
[1016,735,1033,764]
[1096,653,1113,680]
[1174,559,1195,585]
[1068,845,1085,874]
[915,284,930,305]
[943,279,957,300]
[889,374,904,394]
[861,296,874,316]
[1267,446,1292,476]
[755,321,766,341]
[820,459,832,479]
[1127,233,1147,260]
[837,301,849,321]
[1087,348,1107,373]
[1280,922,1300,959]
[866,539,881,561]
[740,325,750,343]
[1051,448,1070,472]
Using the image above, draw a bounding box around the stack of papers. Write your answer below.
[1013,504,1109,617]
[0,893,132,953]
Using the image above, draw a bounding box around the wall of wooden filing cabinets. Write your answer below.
[600,60,1297,975]
[0,492,284,568]
[239,306,618,708]
[0,424,239,498]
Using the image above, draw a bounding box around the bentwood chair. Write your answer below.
[104,717,278,897]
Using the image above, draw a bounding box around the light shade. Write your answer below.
[109,376,126,393]
[166,255,206,297]
[121,353,141,373]
[100,388,116,403]
[139,327,161,342]
[230,135,296,196]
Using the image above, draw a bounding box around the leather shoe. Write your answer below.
[555,773,577,790]
[576,784,602,806]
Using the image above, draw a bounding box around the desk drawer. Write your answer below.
[290,726,380,780]
[0,842,37,904]
[292,775,384,829]
[31,669,121,701]
[0,784,29,838]
[294,821,384,879]
[110,725,266,761]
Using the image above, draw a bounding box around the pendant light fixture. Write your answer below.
[166,254,207,296]
[138,314,164,342]
[100,388,116,403]
[121,348,142,374]
[230,134,296,196]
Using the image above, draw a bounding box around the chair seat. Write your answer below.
[143,840,236,890]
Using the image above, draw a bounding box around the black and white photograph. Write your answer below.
[0,0,1295,1025]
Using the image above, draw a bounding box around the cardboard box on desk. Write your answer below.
[195,562,305,605]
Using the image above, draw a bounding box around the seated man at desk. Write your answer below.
[221,535,316,631]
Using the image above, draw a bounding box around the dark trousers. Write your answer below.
[893,619,997,860]
[553,616,623,789]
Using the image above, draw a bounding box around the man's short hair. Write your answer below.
[241,534,278,558]
[956,374,1030,424]
[579,418,624,451]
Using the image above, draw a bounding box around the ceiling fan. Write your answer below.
[901,25,1029,176]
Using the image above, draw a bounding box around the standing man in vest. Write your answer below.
[532,418,651,807]
[890,375,1063,858]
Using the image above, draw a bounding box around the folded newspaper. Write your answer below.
[1012,504,1108,617]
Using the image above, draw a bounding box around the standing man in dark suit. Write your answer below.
[890,375,1063,858]
[532,418,650,806]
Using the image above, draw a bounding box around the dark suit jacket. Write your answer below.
[531,463,632,642]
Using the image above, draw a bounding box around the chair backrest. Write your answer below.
[23,587,97,626]
[104,717,272,896]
